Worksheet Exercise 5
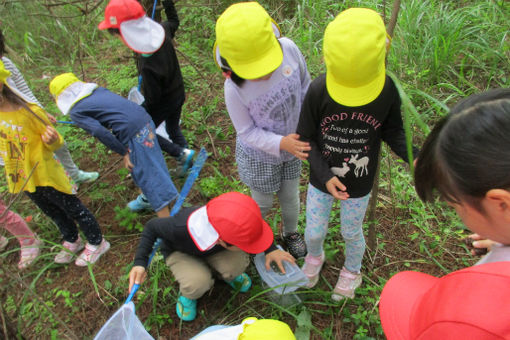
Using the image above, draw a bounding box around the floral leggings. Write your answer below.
[305,184,370,273]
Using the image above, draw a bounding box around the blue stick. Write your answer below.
[57,120,75,125]
[125,147,208,304]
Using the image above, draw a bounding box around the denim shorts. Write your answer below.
[128,122,178,212]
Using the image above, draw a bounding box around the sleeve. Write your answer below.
[70,112,128,155]
[140,58,164,112]
[3,58,42,107]
[380,87,419,162]
[133,217,170,268]
[162,0,179,38]
[296,82,335,185]
[224,82,283,157]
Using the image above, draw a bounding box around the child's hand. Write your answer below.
[123,152,134,171]
[326,176,350,200]
[468,233,496,255]
[128,265,147,293]
[46,113,57,124]
[41,126,59,144]
[280,134,311,161]
[265,249,295,274]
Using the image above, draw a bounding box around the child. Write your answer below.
[0,61,109,266]
[296,8,417,300]
[213,2,311,258]
[0,29,99,185]
[0,199,40,269]
[49,73,178,218]
[380,88,510,338]
[98,0,195,177]
[128,192,295,322]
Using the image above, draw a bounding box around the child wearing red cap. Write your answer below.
[214,2,311,259]
[380,88,510,339]
[98,0,195,186]
[296,8,418,300]
[128,192,295,322]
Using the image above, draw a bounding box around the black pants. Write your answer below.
[26,187,102,245]
[151,95,188,158]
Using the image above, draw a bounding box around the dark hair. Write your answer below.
[107,28,120,35]
[220,57,245,87]
[0,29,5,57]
[415,88,510,208]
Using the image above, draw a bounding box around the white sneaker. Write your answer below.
[75,239,110,266]
[331,267,362,301]
[55,236,85,264]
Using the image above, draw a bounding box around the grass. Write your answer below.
[0,0,509,338]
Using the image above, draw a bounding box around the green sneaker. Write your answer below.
[226,273,252,293]
[74,170,99,184]
[176,295,197,321]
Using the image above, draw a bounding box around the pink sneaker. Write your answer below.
[18,238,41,270]
[0,236,8,251]
[332,267,362,301]
[55,236,85,264]
[301,251,325,288]
[75,239,110,266]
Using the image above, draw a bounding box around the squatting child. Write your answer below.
[128,192,295,322]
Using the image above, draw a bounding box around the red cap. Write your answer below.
[98,0,145,29]
[187,192,274,254]
[379,262,510,339]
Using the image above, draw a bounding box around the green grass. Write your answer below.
[0,0,509,338]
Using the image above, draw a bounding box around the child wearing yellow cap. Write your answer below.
[296,8,418,300]
[0,29,99,186]
[0,60,109,267]
[214,2,311,259]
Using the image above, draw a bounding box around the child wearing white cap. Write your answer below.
[0,29,99,186]
[214,2,311,259]
[128,192,295,322]
[0,61,109,267]
[296,8,418,300]
[98,0,195,184]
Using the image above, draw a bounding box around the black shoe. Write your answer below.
[283,232,307,259]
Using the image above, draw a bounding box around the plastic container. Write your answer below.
[254,245,309,295]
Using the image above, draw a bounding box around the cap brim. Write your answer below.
[120,17,164,54]
[188,206,219,251]
[98,19,111,30]
[379,271,437,340]
[237,219,274,254]
[326,62,386,107]
[229,37,283,80]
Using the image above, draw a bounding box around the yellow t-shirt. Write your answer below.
[0,104,73,194]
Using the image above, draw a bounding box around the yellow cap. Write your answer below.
[238,317,296,340]
[0,60,11,84]
[215,2,283,80]
[324,8,386,107]
[49,73,80,98]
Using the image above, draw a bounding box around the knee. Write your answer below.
[178,270,214,299]
[216,254,250,281]
[340,228,365,243]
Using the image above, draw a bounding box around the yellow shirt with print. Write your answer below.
[0,104,73,194]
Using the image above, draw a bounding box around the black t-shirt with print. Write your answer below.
[297,74,417,198]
